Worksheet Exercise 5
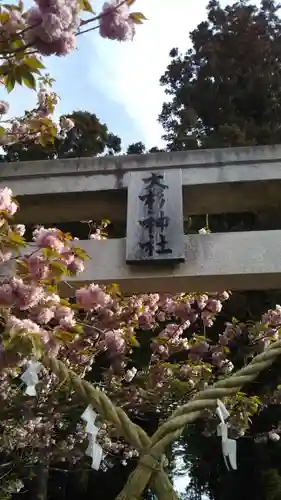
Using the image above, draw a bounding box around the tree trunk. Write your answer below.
[32,462,49,500]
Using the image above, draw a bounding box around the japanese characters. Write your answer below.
[138,172,172,258]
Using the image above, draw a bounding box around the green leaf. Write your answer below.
[24,56,45,70]
[39,117,54,127]
[72,246,89,259]
[129,335,140,347]
[55,330,77,343]
[23,72,36,90]
[14,64,30,85]
[237,391,247,399]
[50,261,69,276]
[17,259,28,273]
[38,135,49,148]
[60,298,71,307]
[2,336,12,349]
[193,334,211,342]
[9,230,27,246]
[27,118,42,130]
[79,0,94,13]
[50,125,58,137]
[29,334,43,358]
[73,324,83,334]
[4,74,15,93]
[0,11,10,24]
[0,126,5,139]
[43,248,61,259]
[162,362,178,370]
[9,38,24,51]
[129,12,147,24]
[251,395,262,405]
[107,282,120,294]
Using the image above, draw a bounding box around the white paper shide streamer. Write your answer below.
[20,360,41,396]
[216,399,237,470]
[81,405,103,470]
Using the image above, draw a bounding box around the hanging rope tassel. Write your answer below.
[20,359,41,396]
[216,399,237,470]
[81,404,103,471]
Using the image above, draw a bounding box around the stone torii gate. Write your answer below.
[2,143,281,294]
[2,144,281,500]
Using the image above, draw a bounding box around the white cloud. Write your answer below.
[90,0,209,148]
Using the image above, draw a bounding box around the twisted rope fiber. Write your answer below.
[42,339,281,500]
[115,339,281,500]
[42,354,178,499]
[42,354,149,451]
[152,339,281,446]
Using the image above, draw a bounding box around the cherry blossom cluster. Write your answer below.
[0,0,143,62]
[0,189,230,477]
[0,84,74,148]
[0,187,18,217]
[0,8,24,37]
[24,0,140,56]
[199,303,281,441]
[99,1,135,41]
[25,0,79,56]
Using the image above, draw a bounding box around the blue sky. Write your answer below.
[1,0,214,150]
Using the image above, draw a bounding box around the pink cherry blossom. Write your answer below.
[0,187,17,215]
[13,224,26,236]
[10,277,44,310]
[25,0,79,56]
[32,306,55,324]
[0,101,9,114]
[33,227,65,252]
[99,1,135,41]
[102,329,126,355]
[76,284,112,310]
[67,256,85,274]
[25,254,50,280]
[0,282,15,307]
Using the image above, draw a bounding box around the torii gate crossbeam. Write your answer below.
[1,144,281,294]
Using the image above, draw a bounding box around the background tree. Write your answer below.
[159,0,281,151]
[2,111,122,163]
[158,0,281,496]
[1,118,166,164]
[126,141,146,155]
[126,142,165,154]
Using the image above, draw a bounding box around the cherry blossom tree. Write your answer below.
[1,187,281,498]
[1,1,281,499]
